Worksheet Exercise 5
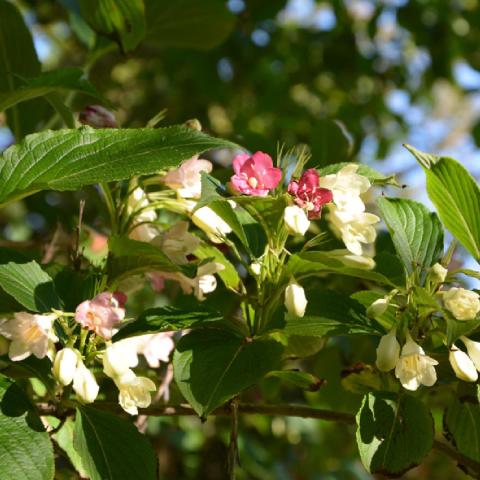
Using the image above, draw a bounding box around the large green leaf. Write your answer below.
[145,0,235,50]
[0,261,61,312]
[377,197,443,278]
[0,125,237,206]
[445,398,480,462]
[79,0,146,52]
[356,392,434,475]
[0,375,54,480]
[0,0,46,139]
[74,406,157,480]
[406,147,480,260]
[113,305,223,341]
[0,68,107,113]
[174,329,283,417]
[53,419,88,478]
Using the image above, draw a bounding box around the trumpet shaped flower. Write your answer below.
[375,328,400,372]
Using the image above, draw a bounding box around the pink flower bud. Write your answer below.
[288,169,333,219]
[75,291,126,340]
[79,105,117,128]
[230,151,282,196]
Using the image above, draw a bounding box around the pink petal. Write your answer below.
[251,151,274,170]
[232,153,251,174]
[262,167,282,189]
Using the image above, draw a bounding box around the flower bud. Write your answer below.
[53,348,79,386]
[73,362,99,403]
[449,344,478,382]
[191,206,232,243]
[460,336,480,371]
[367,298,389,318]
[443,288,480,321]
[284,280,307,318]
[79,105,117,128]
[284,205,310,235]
[430,263,448,283]
[0,335,9,356]
[375,328,400,372]
[250,262,261,276]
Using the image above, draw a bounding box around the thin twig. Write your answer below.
[228,398,240,480]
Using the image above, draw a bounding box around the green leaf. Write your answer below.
[74,406,157,480]
[406,150,480,260]
[194,244,240,290]
[113,305,223,341]
[377,197,444,278]
[0,125,237,206]
[267,370,324,391]
[79,0,146,52]
[0,261,61,311]
[0,68,108,113]
[403,144,440,169]
[0,374,54,480]
[144,0,235,50]
[318,162,399,187]
[107,236,194,284]
[356,392,434,475]
[174,329,283,417]
[445,398,480,462]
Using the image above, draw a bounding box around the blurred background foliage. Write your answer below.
[1,0,480,478]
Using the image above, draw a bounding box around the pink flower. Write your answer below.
[230,151,282,196]
[288,169,333,219]
[75,292,126,339]
[79,105,117,128]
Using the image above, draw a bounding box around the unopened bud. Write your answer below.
[449,344,478,382]
[460,336,480,371]
[430,263,448,283]
[284,205,310,236]
[73,361,99,403]
[367,298,389,318]
[53,348,79,386]
[284,280,307,318]
[375,328,400,372]
[79,105,117,128]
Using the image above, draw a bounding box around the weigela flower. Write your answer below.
[191,206,232,243]
[367,298,389,318]
[163,156,213,199]
[287,169,333,219]
[443,287,480,321]
[449,344,478,382]
[460,336,480,371]
[115,369,156,415]
[103,341,139,379]
[375,328,400,372]
[284,280,307,318]
[53,348,79,386]
[231,151,282,196]
[430,263,448,283]
[79,105,117,128]
[284,205,310,235]
[75,292,127,340]
[128,187,157,242]
[152,221,200,264]
[136,332,175,368]
[0,312,58,361]
[394,334,438,391]
[73,361,99,403]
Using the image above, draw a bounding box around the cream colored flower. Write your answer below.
[284,280,307,318]
[135,333,175,368]
[449,344,478,382]
[284,205,310,235]
[0,312,58,361]
[163,156,213,199]
[193,262,225,301]
[191,206,232,243]
[53,348,79,386]
[375,328,400,372]
[73,361,99,403]
[443,288,480,321]
[367,298,389,318]
[394,334,438,391]
[103,341,139,379]
[128,187,157,242]
[115,370,156,415]
[460,336,480,371]
[152,221,200,264]
[430,263,448,283]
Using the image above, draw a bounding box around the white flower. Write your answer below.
[250,262,262,276]
[115,370,156,415]
[73,361,99,403]
[443,288,480,321]
[327,249,376,270]
[375,328,400,372]
[284,280,307,318]
[284,205,310,235]
[367,298,389,318]
[0,335,9,356]
[152,221,200,264]
[430,263,448,283]
[394,334,438,391]
[163,156,213,199]
[193,262,225,301]
[460,336,480,371]
[0,312,58,361]
[191,206,232,243]
[103,341,139,379]
[135,333,175,368]
[53,348,79,386]
[449,344,478,382]
[128,187,158,242]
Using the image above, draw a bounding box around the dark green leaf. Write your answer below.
[0,125,238,206]
[53,419,88,478]
[74,406,157,480]
[174,329,283,417]
[356,392,434,475]
[113,305,223,341]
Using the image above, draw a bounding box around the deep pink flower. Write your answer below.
[288,169,333,219]
[75,292,126,339]
[230,151,282,196]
